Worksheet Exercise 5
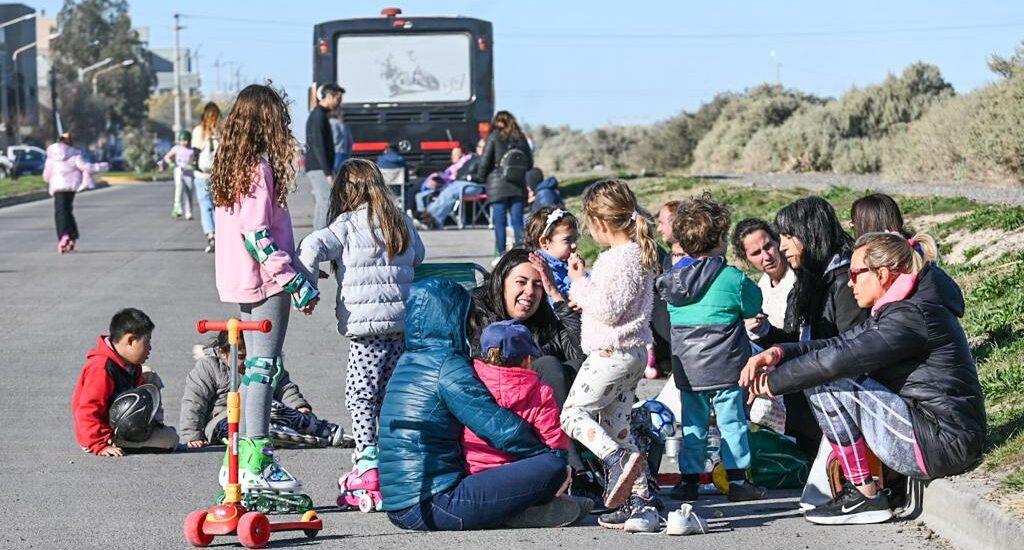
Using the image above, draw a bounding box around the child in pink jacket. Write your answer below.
[463,320,569,474]
[43,132,109,254]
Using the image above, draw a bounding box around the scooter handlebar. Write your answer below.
[196,319,272,334]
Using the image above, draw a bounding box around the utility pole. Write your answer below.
[172,13,182,133]
[213,56,221,96]
[185,46,199,128]
[769,50,781,86]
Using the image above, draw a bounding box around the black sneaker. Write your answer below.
[597,499,634,529]
[670,480,699,502]
[602,448,643,509]
[503,495,582,528]
[569,471,608,514]
[804,483,893,525]
[727,481,768,502]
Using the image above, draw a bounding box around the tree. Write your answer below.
[988,41,1024,80]
[51,0,154,140]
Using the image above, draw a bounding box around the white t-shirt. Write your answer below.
[758,267,796,330]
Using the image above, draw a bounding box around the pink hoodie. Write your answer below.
[43,142,109,195]
[462,358,569,475]
[214,158,297,304]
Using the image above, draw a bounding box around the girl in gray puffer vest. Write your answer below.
[297,159,425,510]
[179,332,345,447]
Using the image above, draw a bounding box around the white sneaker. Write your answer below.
[666,503,708,535]
[622,497,663,533]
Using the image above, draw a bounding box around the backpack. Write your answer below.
[198,135,218,173]
[497,145,530,184]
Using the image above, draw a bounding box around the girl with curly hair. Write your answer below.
[209,83,319,504]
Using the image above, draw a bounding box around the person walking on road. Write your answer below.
[306,82,344,230]
[192,102,222,253]
[162,131,197,220]
[43,131,109,254]
[475,111,533,263]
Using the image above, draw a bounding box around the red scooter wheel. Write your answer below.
[183,510,214,547]
[237,512,271,549]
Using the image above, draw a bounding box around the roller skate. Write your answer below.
[337,446,383,512]
[216,436,314,514]
[204,233,215,254]
[270,400,346,447]
[58,234,71,254]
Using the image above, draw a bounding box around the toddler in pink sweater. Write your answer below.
[559,179,660,532]
[463,320,568,474]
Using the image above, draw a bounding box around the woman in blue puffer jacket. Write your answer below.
[379,279,580,530]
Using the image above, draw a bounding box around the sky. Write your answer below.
[26,0,1024,133]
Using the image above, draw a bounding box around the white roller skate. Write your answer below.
[217,436,313,514]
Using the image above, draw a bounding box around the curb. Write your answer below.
[0,179,167,209]
[918,477,1024,550]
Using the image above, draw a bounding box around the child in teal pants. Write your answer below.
[655,192,767,502]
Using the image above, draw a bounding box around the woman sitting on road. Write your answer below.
[741,232,986,526]
[378,279,584,530]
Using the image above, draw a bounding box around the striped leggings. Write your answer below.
[805,377,929,484]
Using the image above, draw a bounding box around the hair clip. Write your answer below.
[542,209,569,237]
[908,238,918,247]
[630,211,638,221]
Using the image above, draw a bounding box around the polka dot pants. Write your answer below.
[346,334,404,450]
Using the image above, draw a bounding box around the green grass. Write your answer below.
[0,175,47,198]
[564,174,1024,490]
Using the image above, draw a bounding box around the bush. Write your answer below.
[121,127,157,173]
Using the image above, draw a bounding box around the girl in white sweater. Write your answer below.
[560,179,659,531]
[297,159,424,511]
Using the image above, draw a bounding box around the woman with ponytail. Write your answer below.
[741,232,985,526]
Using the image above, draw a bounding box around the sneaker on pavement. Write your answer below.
[597,503,632,530]
[804,483,893,525]
[568,471,607,514]
[623,496,663,533]
[602,448,644,509]
[666,503,708,535]
[728,481,768,502]
[503,495,582,528]
[670,480,699,502]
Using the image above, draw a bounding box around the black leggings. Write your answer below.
[54,191,79,240]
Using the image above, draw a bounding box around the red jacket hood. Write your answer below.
[87,335,132,371]
[471,359,542,406]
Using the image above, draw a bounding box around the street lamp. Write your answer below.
[92,59,134,94]
[0,13,35,29]
[12,28,61,63]
[77,57,113,82]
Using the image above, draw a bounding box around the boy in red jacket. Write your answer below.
[462,320,569,474]
[71,308,178,456]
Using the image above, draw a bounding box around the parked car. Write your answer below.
[6,145,47,176]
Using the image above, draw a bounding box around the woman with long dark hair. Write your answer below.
[775,196,867,340]
[476,111,533,264]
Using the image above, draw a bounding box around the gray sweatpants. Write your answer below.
[239,292,291,439]
[806,377,928,483]
[308,170,332,231]
[345,334,405,451]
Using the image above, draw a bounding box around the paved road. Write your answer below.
[1,182,945,549]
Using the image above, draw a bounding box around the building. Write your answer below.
[0,3,39,142]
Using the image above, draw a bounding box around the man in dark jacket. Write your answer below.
[379,279,582,530]
[743,240,985,526]
[305,83,344,230]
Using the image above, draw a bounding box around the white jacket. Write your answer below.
[43,142,109,195]
[297,205,425,337]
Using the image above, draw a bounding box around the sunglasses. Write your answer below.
[849,267,874,284]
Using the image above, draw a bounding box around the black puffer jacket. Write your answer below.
[768,264,986,479]
[475,132,533,205]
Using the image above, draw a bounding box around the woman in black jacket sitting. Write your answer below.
[741,232,985,526]
[476,111,533,263]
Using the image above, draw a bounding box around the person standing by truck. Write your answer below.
[306,83,344,230]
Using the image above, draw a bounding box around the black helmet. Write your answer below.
[108,384,160,442]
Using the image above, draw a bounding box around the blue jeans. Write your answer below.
[490,199,524,255]
[679,386,752,474]
[387,451,566,531]
[415,189,437,212]
[194,175,215,235]
[426,181,484,228]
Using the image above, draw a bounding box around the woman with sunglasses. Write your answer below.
[740,232,985,526]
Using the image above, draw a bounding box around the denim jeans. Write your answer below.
[490,198,524,255]
[415,189,437,212]
[426,181,484,227]
[308,170,332,231]
[387,451,566,531]
[194,175,215,235]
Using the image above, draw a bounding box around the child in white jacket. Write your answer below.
[297,158,424,510]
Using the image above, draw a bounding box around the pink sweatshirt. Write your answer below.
[463,359,568,474]
[215,158,297,304]
[569,242,654,353]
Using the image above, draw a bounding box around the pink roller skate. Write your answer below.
[58,234,71,255]
[337,446,383,512]
[644,344,659,379]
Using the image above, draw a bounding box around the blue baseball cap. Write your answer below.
[480,320,541,365]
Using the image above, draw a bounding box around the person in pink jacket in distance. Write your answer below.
[43,131,110,254]
[463,320,570,475]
